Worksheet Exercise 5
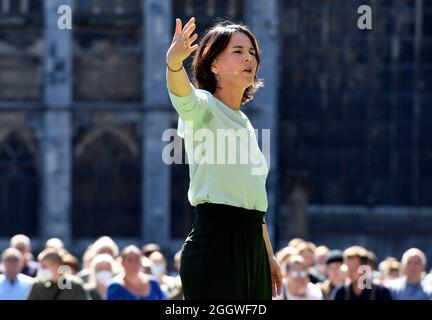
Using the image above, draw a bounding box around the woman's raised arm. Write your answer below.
[166,17,199,97]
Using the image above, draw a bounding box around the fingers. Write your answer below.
[188,44,199,54]
[182,17,195,33]
[184,33,198,48]
[182,22,196,40]
[270,266,282,297]
[276,273,283,296]
[175,18,182,35]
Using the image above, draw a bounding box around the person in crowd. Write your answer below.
[314,245,329,279]
[288,238,305,249]
[171,250,181,277]
[274,255,323,300]
[91,236,120,258]
[317,249,346,300]
[378,257,401,285]
[366,250,382,285]
[332,246,392,300]
[85,253,117,300]
[77,236,119,283]
[10,234,39,277]
[61,252,79,275]
[141,256,153,275]
[169,250,184,300]
[423,268,432,291]
[106,245,166,300]
[142,243,162,258]
[297,241,326,283]
[148,251,178,299]
[45,238,65,251]
[79,245,98,282]
[0,248,34,300]
[275,246,300,278]
[27,248,90,300]
[385,248,432,300]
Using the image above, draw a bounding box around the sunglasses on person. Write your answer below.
[289,270,308,278]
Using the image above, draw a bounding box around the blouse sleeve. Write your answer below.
[168,87,212,128]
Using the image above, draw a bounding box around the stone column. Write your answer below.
[245,0,280,246]
[141,0,173,246]
[40,0,73,246]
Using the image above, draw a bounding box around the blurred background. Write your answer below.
[0,0,431,266]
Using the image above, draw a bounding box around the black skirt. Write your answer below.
[179,203,272,300]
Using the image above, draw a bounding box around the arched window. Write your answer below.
[0,131,39,236]
[72,129,141,237]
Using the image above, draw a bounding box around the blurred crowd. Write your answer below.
[273,239,432,300]
[0,235,181,300]
[1,234,432,300]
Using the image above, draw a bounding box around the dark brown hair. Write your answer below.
[191,21,264,105]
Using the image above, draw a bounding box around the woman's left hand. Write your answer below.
[269,256,283,298]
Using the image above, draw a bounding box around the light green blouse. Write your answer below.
[168,87,268,212]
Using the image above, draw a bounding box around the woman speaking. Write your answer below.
[166,17,282,300]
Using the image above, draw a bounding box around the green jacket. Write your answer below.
[27,275,91,300]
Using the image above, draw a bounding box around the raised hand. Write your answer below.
[166,17,199,69]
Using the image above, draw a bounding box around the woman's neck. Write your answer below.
[124,272,142,284]
[214,86,243,111]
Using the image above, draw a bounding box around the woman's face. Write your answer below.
[122,252,142,275]
[212,31,258,89]
[404,255,424,279]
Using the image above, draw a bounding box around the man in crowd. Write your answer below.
[332,246,392,300]
[386,248,432,300]
[28,248,90,300]
[317,249,346,300]
[0,248,34,299]
[10,234,39,277]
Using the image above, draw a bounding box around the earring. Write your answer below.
[215,73,219,81]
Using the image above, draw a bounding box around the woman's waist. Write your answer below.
[193,202,266,225]
[189,187,268,212]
